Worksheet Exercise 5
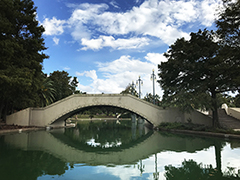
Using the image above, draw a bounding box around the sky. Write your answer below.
[33,0,222,98]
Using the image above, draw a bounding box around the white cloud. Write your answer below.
[71,23,91,42]
[76,55,163,96]
[81,38,103,50]
[76,70,98,80]
[144,52,168,65]
[65,0,220,50]
[53,37,60,45]
[67,3,109,42]
[42,17,66,35]
[77,84,93,93]
[199,0,222,26]
[97,55,152,74]
[135,0,141,4]
[63,66,70,71]
[40,0,222,97]
[81,36,150,50]
[109,0,120,9]
[43,0,221,50]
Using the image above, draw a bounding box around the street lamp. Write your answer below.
[136,76,143,98]
[150,69,156,104]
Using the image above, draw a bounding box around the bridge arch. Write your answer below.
[52,104,148,126]
[6,94,212,127]
[44,94,158,127]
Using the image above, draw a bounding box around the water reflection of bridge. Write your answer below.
[5,129,216,166]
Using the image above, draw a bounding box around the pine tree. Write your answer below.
[0,0,48,121]
[216,0,240,93]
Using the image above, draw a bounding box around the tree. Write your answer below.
[70,77,79,94]
[144,93,161,106]
[158,29,240,127]
[38,74,56,107]
[48,70,78,102]
[216,0,240,48]
[120,83,138,97]
[216,0,240,94]
[164,159,240,180]
[234,94,240,107]
[0,0,48,121]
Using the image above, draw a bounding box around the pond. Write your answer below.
[0,120,240,180]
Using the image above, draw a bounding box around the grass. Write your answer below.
[157,122,240,135]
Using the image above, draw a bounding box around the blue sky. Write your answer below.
[33,0,221,97]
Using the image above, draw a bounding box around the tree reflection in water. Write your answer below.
[0,136,68,180]
[64,120,147,150]
[164,159,240,180]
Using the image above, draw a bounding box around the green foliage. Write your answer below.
[75,106,128,119]
[0,146,68,179]
[216,0,240,49]
[121,83,138,97]
[0,0,48,120]
[64,120,139,151]
[144,93,161,106]
[216,0,240,107]
[158,122,209,131]
[70,77,78,94]
[158,1,240,128]
[38,74,56,107]
[48,70,78,102]
[165,159,240,180]
[158,29,240,127]
[158,122,240,135]
[235,94,240,107]
[219,94,236,107]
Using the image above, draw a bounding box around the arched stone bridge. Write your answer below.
[6,94,212,127]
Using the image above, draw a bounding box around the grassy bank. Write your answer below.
[157,122,240,135]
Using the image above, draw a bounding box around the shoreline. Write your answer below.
[1,122,240,140]
[0,127,45,135]
[156,128,240,140]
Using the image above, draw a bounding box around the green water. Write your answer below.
[0,120,240,180]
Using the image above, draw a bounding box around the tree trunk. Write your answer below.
[2,101,9,123]
[0,101,4,121]
[214,141,222,176]
[211,90,220,128]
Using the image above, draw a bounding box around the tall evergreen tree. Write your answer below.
[0,0,48,120]
[216,0,240,92]
[216,0,240,48]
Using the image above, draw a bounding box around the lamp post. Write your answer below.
[136,76,143,98]
[151,69,156,104]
